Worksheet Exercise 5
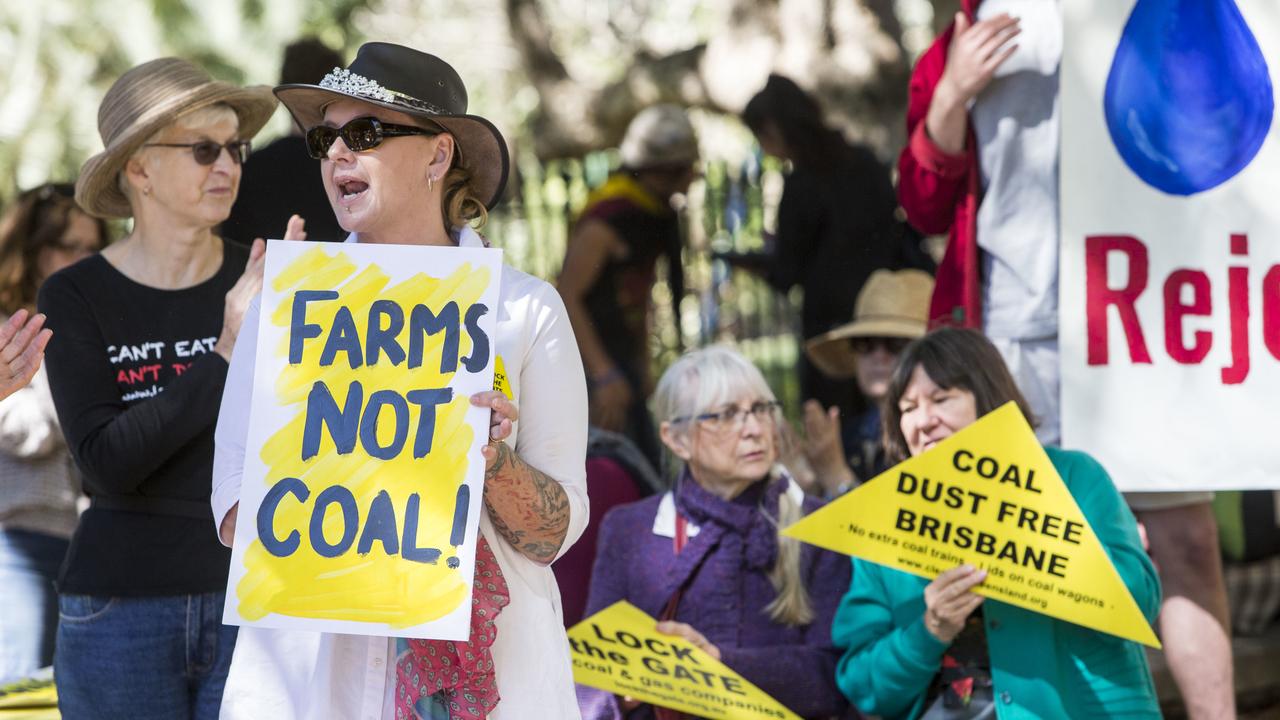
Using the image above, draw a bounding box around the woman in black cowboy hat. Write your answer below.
[211,43,589,720]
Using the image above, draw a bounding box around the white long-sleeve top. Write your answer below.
[211,228,589,720]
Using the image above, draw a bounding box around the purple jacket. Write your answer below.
[583,473,852,719]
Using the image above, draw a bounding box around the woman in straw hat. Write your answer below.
[801,269,934,498]
[36,57,292,717]
[210,43,588,719]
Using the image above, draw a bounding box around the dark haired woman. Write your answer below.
[726,74,931,412]
[0,183,105,682]
[832,327,1161,719]
[212,43,589,719]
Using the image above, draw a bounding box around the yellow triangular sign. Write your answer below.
[568,601,802,720]
[783,402,1160,648]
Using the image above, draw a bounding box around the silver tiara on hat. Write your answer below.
[319,67,447,115]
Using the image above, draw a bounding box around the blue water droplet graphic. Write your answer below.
[1104,0,1274,196]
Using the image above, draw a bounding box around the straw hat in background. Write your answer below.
[805,269,935,379]
[76,57,277,219]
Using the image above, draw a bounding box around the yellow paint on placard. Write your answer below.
[568,602,801,720]
[237,247,491,627]
[783,402,1161,648]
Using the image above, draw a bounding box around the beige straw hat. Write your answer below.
[76,57,277,219]
[805,269,935,379]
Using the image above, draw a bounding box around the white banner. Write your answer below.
[1061,0,1280,490]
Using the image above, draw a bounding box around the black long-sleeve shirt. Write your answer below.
[38,240,247,595]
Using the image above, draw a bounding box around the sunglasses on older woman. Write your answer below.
[143,140,251,166]
[304,116,440,159]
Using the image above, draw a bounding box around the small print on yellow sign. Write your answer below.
[568,601,801,720]
[783,402,1160,648]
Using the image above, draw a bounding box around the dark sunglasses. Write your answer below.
[143,139,251,166]
[849,336,911,355]
[304,116,439,159]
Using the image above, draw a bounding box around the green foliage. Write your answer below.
[0,0,370,201]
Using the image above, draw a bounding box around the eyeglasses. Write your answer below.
[671,401,781,433]
[849,336,911,355]
[304,116,439,159]
[143,140,251,166]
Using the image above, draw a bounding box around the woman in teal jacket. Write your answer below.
[832,328,1161,719]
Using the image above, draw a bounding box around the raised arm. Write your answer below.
[898,14,1018,235]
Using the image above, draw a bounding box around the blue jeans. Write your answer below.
[55,593,237,720]
[0,529,67,683]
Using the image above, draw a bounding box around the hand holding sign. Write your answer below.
[923,565,987,643]
[469,390,517,466]
[656,620,722,661]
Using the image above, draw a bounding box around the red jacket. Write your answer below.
[898,0,983,328]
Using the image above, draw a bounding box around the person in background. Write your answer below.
[38,58,282,718]
[899,4,1234,715]
[801,269,933,498]
[558,105,698,466]
[834,327,1161,719]
[222,38,347,244]
[581,346,850,720]
[726,74,931,414]
[213,42,589,719]
[0,183,106,682]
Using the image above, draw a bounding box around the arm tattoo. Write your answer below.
[483,441,571,565]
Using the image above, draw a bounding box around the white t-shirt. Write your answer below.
[972,0,1063,340]
[210,228,589,720]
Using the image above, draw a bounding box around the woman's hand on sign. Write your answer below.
[656,621,722,661]
[471,390,518,468]
[923,564,987,643]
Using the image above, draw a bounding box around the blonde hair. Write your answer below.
[441,149,488,230]
[653,346,813,627]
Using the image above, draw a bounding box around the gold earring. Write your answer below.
[427,175,435,192]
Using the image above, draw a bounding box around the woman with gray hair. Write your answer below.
[582,346,851,719]
[36,57,297,717]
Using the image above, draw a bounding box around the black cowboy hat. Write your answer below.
[275,42,509,209]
